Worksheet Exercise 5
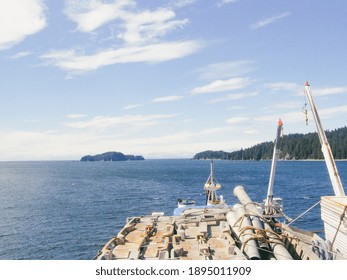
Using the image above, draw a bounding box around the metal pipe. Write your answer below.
[233,185,293,260]
[233,185,262,216]
[249,215,272,259]
[226,205,260,260]
[263,222,292,260]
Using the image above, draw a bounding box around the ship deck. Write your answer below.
[95,207,247,260]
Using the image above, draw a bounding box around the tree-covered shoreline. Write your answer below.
[194,127,347,160]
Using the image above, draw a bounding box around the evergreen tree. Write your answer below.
[194,126,347,160]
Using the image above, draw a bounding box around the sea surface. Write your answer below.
[0,159,346,260]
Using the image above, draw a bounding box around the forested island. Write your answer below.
[194,127,347,160]
[80,151,144,161]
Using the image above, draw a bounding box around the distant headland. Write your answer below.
[193,126,347,161]
[80,151,145,161]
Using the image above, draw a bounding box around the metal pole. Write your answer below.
[265,119,283,214]
[304,81,345,196]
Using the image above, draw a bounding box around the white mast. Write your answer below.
[265,118,283,214]
[304,81,345,196]
[204,160,221,205]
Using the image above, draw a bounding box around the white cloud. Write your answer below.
[217,0,238,7]
[250,12,291,30]
[122,104,143,110]
[41,40,202,74]
[67,114,87,119]
[209,91,258,103]
[0,127,257,160]
[118,8,189,45]
[264,82,301,92]
[226,116,250,124]
[66,114,177,129]
[253,110,308,125]
[320,105,347,118]
[199,127,231,135]
[64,0,133,33]
[196,60,256,80]
[173,0,198,8]
[65,0,189,45]
[43,1,201,75]
[243,129,260,135]
[227,105,245,111]
[0,0,46,50]
[272,101,302,110]
[152,95,185,102]
[0,130,143,160]
[265,82,347,97]
[313,86,347,96]
[246,105,347,135]
[8,51,32,59]
[191,77,251,95]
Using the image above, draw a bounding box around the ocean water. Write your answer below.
[0,159,346,260]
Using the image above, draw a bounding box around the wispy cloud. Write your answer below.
[173,0,199,8]
[41,41,202,75]
[227,105,246,111]
[248,105,347,129]
[8,51,32,59]
[243,129,260,135]
[226,116,250,124]
[253,113,292,124]
[122,104,143,110]
[250,12,291,30]
[64,0,132,33]
[152,95,185,102]
[209,91,258,103]
[67,114,87,119]
[118,8,189,45]
[263,82,347,97]
[272,101,302,110]
[195,60,256,80]
[41,1,202,75]
[313,86,347,96]
[0,0,46,50]
[65,0,189,44]
[320,105,347,118]
[66,114,177,129]
[0,128,250,160]
[217,0,239,7]
[264,82,301,92]
[191,77,251,95]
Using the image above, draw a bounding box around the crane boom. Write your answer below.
[265,118,283,214]
[304,81,345,196]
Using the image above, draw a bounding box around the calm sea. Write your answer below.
[0,159,346,260]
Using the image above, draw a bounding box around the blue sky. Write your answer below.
[1,0,347,160]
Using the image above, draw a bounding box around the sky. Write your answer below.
[0,0,347,161]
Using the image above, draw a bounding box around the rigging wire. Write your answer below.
[286,200,320,226]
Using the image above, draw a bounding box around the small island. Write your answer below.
[80,151,145,161]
